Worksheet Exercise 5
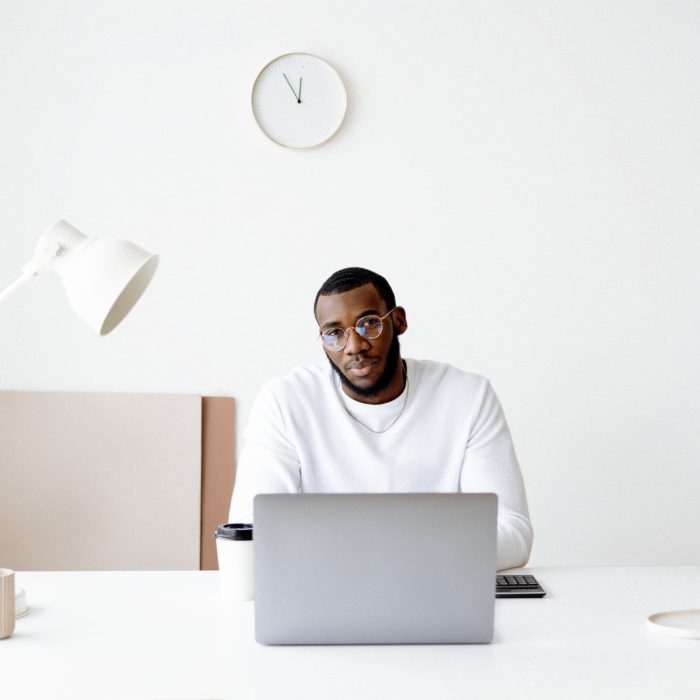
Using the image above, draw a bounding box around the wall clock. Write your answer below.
[251,53,347,150]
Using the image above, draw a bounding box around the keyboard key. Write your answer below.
[495,574,546,598]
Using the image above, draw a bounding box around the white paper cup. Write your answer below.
[0,569,15,640]
[215,524,254,602]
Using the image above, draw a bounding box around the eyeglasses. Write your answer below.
[319,308,396,351]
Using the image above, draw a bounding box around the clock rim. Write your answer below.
[251,51,348,151]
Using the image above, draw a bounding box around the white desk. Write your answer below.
[4,567,699,699]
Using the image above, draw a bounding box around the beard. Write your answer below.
[326,332,402,399]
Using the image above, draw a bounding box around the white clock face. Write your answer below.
[252,53,347,150]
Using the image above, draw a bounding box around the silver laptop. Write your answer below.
[253,493,497,645]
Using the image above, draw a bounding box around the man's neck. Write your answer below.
[341,358,407,405]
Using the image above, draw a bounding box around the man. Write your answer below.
[229,267,533,570]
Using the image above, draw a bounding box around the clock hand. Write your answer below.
[298,77,302,103]
[282,73,300,102]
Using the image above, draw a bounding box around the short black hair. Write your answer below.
[314,267,396,317]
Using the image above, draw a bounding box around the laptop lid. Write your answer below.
[253,493,497,645]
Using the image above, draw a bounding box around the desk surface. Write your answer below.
[4,567,700,700]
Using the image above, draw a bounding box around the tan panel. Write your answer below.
[200,397,236,570]
[0,391,201,571]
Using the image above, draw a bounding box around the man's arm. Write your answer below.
[459,378,533,571]
[228,384,301,523]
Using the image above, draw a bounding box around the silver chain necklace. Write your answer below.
[338,363,409,434]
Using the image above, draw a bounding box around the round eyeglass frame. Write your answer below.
[319,308,396,351]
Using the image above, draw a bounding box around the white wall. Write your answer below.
[1,0,698,566]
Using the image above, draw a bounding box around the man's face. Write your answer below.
[315,283,407,401]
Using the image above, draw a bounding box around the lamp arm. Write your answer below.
[0,238,62,305]
[0,274,31,304]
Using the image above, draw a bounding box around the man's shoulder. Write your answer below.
[261,360,333,398]
[409,358,488,391]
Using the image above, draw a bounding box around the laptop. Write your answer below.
[253,493,497,645]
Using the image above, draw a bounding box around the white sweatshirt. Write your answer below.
[229,358,533,571]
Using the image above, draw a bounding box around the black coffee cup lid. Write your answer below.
[214,523,253,541]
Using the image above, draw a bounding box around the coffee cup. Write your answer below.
[214,523,254,602]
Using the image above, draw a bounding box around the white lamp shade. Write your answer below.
[44,220,159,335]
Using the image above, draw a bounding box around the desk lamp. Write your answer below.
[0,219,159,335]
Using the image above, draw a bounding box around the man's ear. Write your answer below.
[394,306,408,336]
